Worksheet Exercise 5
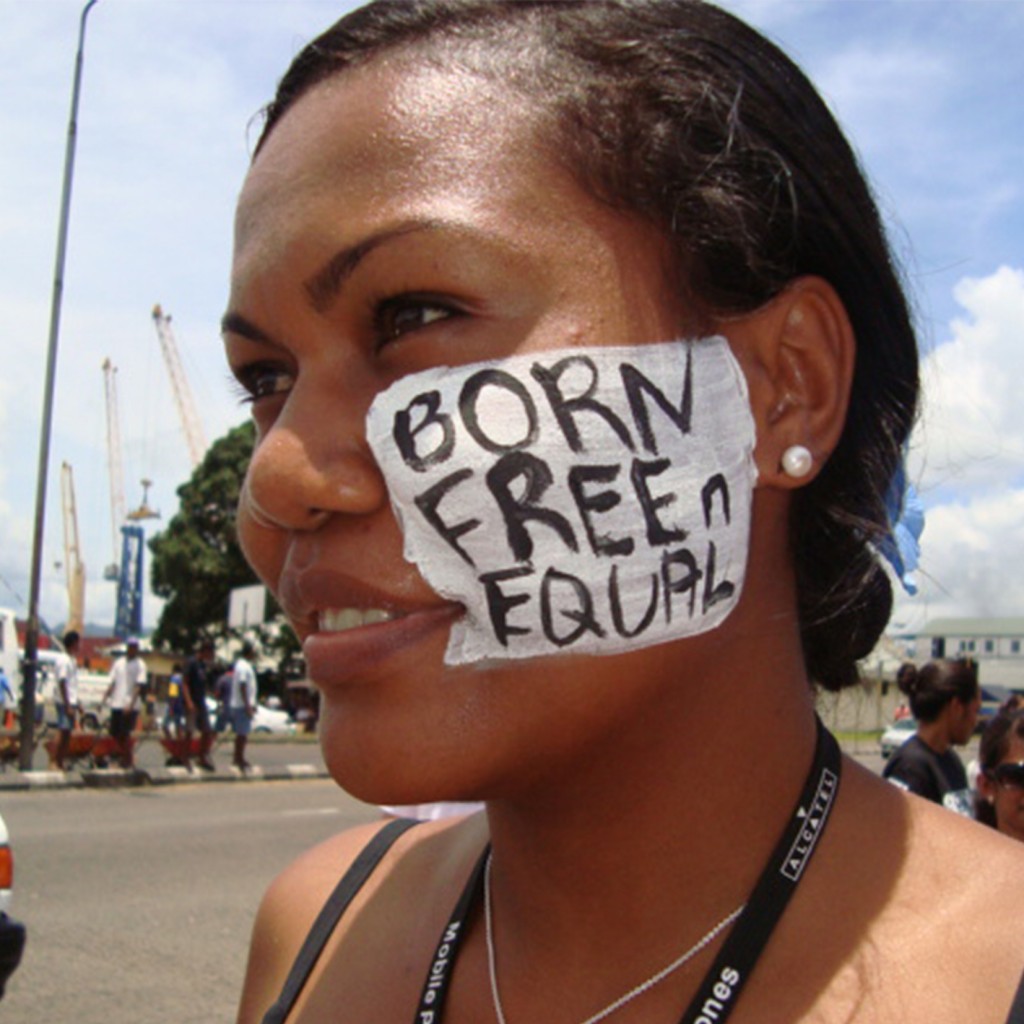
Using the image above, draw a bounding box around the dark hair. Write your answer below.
[896,659,979,724]
[975,709,1024,828]
[255,0,919,691]
[63,630,80,650]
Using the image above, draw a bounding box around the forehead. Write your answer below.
[232,56,676,294]
[1003,732,1024,763]
[238,59,553,250]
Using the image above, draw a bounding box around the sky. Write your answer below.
[1,0,1022,641]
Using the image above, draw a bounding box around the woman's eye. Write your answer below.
[233,363,294,404]
[374,296,456,345]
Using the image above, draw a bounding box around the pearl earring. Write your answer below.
[781,445,813,479]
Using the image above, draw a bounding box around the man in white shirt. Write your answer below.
[53,631,81,771]
[103,637,147,769]
[229,641,258,772]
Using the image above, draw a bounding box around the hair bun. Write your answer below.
[896,662,918,697]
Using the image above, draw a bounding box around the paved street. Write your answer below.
[0,779,380,1024]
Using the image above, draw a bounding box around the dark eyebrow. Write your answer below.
[303,221,443,312]
[220,311,278,345]
[220,224,436,344]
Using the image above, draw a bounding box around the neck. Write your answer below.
[481,647,819,1019]
[916,718,952,754]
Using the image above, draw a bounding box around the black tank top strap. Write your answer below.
[262,817,421,1024]
[1005,966,1024,1024]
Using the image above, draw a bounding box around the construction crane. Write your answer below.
[102,357,159,638]
[101,358,125,581]
[151,304,207,469]
[59,462,85,634]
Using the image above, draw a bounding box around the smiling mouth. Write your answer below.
[317,608,404,632]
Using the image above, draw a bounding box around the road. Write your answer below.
[0,779,380,1024]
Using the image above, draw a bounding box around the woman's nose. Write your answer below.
[241,417,388,533]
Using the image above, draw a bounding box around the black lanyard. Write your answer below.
[413,840,490,1024]
[413,719,841,1024]
[675,719,840,1023]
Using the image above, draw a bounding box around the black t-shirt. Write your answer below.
[883,734,971,813]
[183,656,209,704]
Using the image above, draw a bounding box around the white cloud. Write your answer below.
[913,266,1024,495]
[895,265,1024,628]
[898,491,1024,624]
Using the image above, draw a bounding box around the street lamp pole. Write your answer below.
[19,0,103,770]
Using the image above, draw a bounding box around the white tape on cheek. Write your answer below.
[366,337,757,665]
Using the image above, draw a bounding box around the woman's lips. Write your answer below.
[277,568,463,684]
[302,601,464,686]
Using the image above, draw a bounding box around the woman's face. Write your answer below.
[981,733,1024,842]
[225,58,777,797]
[950,691,981,745]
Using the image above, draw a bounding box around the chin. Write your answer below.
[315,696,486,807]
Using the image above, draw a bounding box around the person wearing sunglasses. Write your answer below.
[976,710,1024,842]
[882,658,980,814]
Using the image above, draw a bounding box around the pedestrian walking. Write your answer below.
[182,639,217,772]
[103,637,147,769]
[229,642,258,772]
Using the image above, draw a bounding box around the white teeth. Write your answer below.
[361,608,396,625]
[319,608,399,632]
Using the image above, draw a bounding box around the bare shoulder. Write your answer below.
[807,762,1024,1023]
[235,814,486,1024]
[235,820,396,1024]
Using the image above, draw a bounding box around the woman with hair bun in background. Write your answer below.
[883,658,980,813]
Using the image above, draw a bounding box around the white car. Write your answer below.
[252,703,296,735]
[207,697,296,735]
[0,811,25,999]
[879,718,916,760]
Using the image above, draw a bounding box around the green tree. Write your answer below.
[149,420,262,651]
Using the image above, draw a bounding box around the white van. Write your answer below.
[0,611,109,724]
[0,610,20,703]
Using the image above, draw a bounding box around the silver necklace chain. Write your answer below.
[484,852,746,1024]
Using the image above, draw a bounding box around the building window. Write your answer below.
[1013,640,1021,655]
[985,640,995,654]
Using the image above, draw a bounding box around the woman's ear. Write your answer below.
[724,276,855,490]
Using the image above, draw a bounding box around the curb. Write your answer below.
[0,763,329,791]
[0,770,86,791]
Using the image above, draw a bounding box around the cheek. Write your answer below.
[996,789,1022,823]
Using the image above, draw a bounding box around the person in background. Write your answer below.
[229,641,257,772]
[103,637,147,770]
[52,630,81,771]
[161,663,186,746]
[182,638,217,772]
[0,665,15,729]
[882,658,980,814]
[975,709,1024,842]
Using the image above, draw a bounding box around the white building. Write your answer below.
[905,617,1024,687]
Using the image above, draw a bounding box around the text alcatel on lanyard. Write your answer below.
[412,719,841,1024]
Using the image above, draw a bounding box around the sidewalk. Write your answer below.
[0,759,329,791]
